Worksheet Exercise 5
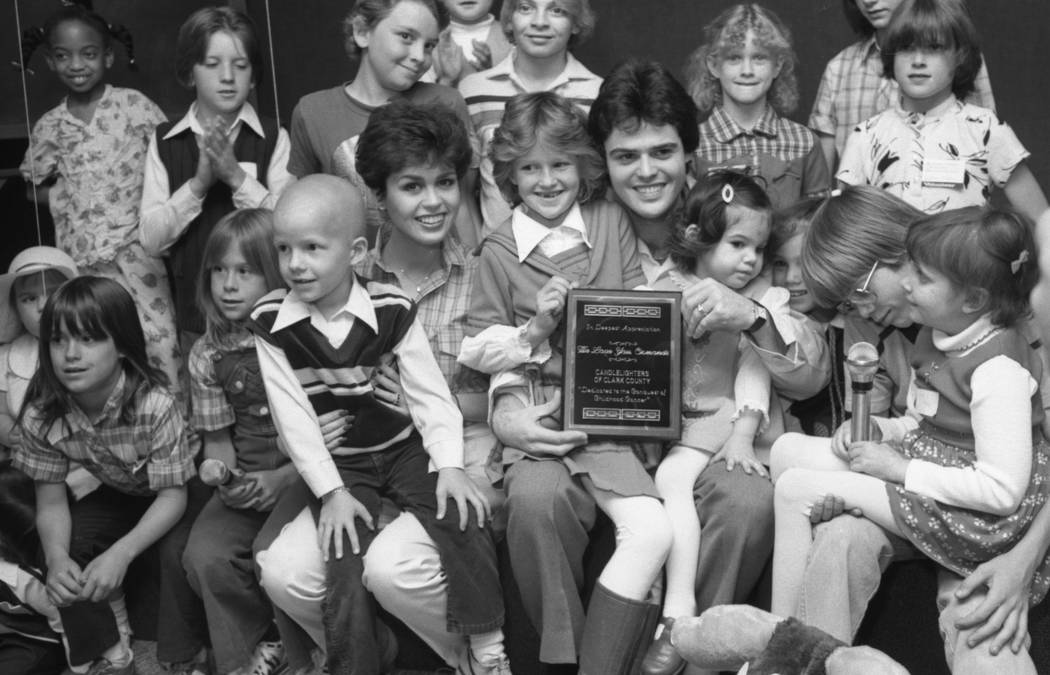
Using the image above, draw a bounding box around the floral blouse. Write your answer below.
[836,96,1027,213]
[20,85,166,266]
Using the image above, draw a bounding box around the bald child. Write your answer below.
[250,175,503,674]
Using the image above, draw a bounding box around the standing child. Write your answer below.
[809,0,994,172]
[140,6,293,337]
[13,277,194,675]
[772,206,1050,674]
[684,4,829,210]
[459,0,602,233]
[639,172,774,675]
[458,91,672,675]
[252,175,506,675]
[20,4,182,404]
[836,0,1047,221]
[288,0,479,246]
[424,0,512,86]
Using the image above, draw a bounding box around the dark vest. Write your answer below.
[155,117,279,334]
[250,279,419,452]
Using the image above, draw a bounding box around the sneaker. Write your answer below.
[244,641,286,675]
[467,652,512,675]
[87,656,135,675]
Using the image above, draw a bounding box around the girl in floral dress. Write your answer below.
[20,4,182,404]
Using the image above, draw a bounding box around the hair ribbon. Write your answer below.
[1011,249,1029,274]
[721,184,734,204]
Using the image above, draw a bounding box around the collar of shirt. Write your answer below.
[637,238,676,285]
[861,35,881,63]
[484,49,595,92]
[708,105,780,143]
[9,333,38,380]
[367,240,469,288]
[44,370,128,445]
[163,101,265,140]
[894,94,961,126]
[271,277,379,336]
[932,313,997,353]
[0,561,19,588]
[511,202,590,261]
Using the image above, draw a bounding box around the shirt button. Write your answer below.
[259,405,269,416]
[232,380,244,392]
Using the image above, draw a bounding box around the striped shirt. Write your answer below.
[694,106,829,208]
[251,278,464,497]
[808,37,995,160]
[14,372,193,495]
[459,50,603,232]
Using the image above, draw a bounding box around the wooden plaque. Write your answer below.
[563,289,682,439]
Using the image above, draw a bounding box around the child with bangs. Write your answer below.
[685,4,829,210]
[836,0,1047,221]
[809,0,995,173]
[14,277,194,675]
[459,91,672,675]
[459,0,602,235]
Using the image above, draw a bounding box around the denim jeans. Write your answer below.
[318,435,503,675]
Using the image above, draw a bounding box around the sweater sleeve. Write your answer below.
[903,355,1035,515]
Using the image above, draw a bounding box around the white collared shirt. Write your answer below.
[139,102,294,255]
[510,203,591,262]
[254,282,465,497]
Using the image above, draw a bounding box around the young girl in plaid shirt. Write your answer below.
[684,4,829,210]
[13,277,194,675]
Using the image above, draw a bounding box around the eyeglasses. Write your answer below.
[837,260,880,315]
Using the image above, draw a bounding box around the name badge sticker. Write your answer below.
[922,159,965,187]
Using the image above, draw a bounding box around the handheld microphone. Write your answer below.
[846,342,879,441]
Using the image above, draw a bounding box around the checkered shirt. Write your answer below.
[808,38,995,158]
[696,105,818,167]
[189,331,256,432]
[356,241,479,391]
[14,373,194,495]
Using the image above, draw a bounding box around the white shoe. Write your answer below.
[231,641,285,675]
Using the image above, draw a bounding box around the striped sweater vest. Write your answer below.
[156,116,279,334]
[250,278,418,452]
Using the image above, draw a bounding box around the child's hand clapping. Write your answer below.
[471,39,493,70]
[526,276,574,346]
[200,118,247,190]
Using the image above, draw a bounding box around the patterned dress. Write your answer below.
[20,86,183,406]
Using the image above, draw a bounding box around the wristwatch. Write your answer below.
[745,300,767,333]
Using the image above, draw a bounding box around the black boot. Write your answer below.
[578,582,652,675]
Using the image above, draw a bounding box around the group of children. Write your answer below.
[4,0,1050,674]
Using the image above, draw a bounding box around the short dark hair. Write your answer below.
[880,0,981,100]
[356,100,473,199]
[906,207,1037,327]
[671,171,772,269]
[44,5,112,50]
[175,6,263,88]
[588,59,699,155]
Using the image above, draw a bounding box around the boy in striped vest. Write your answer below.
[251,175,505,674]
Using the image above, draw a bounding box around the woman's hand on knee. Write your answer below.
[955,552,1035,654]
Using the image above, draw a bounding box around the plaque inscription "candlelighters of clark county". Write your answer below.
[563,289,682,439]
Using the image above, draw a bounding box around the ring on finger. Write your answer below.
[394,393,401,406]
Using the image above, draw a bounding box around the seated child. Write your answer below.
[459,0,602,233]
[640,172,775,675]
[140,6,293,336]
[14,277,194,675]
[251,175,507,675]
[0,461,67,675]
[767,198,839,436]
[458,91,672,674]
[772,207,1050,674]
[685,4,829,209]
[423,0,512,86]
[836,0,1046,222]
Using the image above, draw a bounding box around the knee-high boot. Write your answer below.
[578,582,652,675]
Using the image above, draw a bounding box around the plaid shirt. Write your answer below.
[14,373,194,496]
[694,106,829,207]
[356,241,483,392]
[189,330,255,432]
[808,37,995,159]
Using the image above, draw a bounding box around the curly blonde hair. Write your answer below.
[684,4,798,117]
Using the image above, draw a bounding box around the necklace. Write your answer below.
[396,265,441,297]
[945,326,1001,354]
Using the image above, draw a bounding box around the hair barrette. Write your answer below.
[1011,249,1030,274]
[721,184,734,204]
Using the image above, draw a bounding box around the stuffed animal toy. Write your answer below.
[671,605,909,675]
